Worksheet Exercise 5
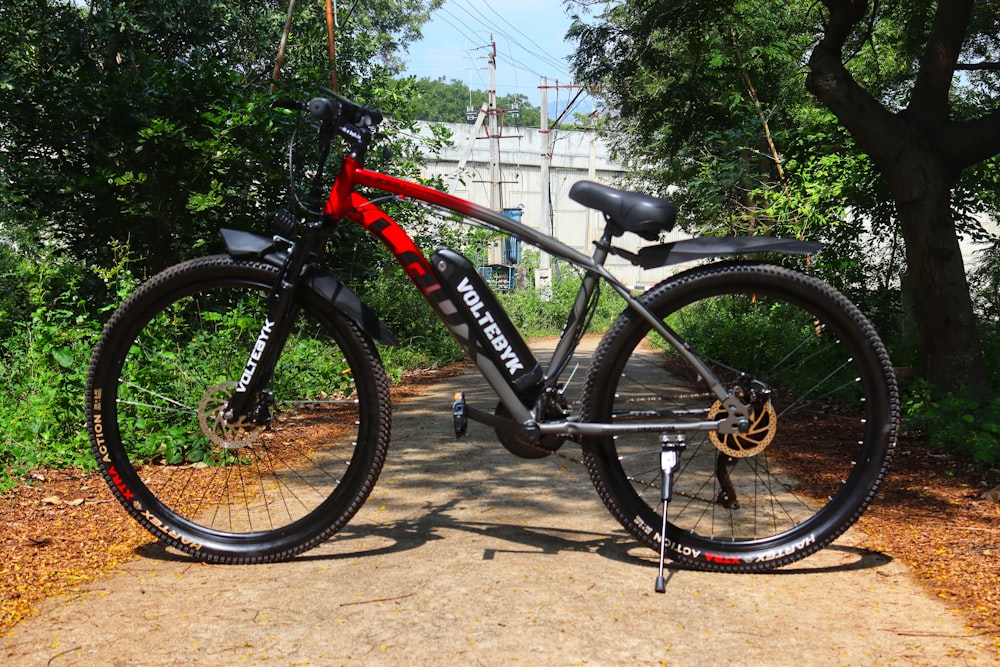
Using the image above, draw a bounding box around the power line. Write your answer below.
[406,0,587,115]
[445,0,573,79]
[476,1,573,76]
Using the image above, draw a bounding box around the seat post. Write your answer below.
[591,222,616,267]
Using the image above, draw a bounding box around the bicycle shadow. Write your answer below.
[134,498,891,576]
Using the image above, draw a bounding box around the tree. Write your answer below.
[569,0,1000,391]
[408,76,542,128]
[1,0,283,271]
[0,0,458,477]
[805,0,1000,390]
[0,0,440,274]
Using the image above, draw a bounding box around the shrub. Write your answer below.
[902,380,1000,468]
[498,264,622,338]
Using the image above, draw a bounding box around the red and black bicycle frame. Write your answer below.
[321,155,750,437]
[227,125,756,440]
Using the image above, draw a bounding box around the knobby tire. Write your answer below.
[85,255,391,563]
[581,262,898,572]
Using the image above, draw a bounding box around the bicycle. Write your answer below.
[85,90,898,590]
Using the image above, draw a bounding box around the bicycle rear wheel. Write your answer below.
[581,262,897,572]
[85,255,391,563]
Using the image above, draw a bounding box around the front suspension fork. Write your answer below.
[223,222,324,423]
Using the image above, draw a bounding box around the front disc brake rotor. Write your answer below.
[707,398,777,458]
[198,381,263,450]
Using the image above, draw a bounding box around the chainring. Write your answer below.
[495,400,566,459]
[708,397,777,458]
[197,381,264,450]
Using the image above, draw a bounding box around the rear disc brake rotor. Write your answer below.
[707,398,777,458]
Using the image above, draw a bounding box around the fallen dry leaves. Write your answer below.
[854,444,1000,653]
[0,467,157,631]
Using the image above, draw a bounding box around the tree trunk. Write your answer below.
[805,0,994,392]
[884,155,986,391]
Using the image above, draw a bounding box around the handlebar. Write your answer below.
[271,90,385,213]
[274,91,382,126]
[273,90,382,151]
[273,90,385,212]
[306,90,382,128]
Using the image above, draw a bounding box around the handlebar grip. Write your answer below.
[361,108,383,127]
[272,99,305,112]
[307,97,342,121]
[307,89,383,129]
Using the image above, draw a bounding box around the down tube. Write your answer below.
[340,193,532,419]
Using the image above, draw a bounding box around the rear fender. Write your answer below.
[220,228,397,346]
[638,236,823,269]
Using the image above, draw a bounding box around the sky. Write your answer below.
[401,0,586,110]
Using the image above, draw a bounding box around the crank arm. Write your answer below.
[464,403,541,444]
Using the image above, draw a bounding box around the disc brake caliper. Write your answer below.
[708,380,776,458]
[706,380,777,509]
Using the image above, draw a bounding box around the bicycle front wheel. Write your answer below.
[582,262,897,572]
[85,255,391,563]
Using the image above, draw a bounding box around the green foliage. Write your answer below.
[115,291,360,466]
[968,237,1000,385]
[903,381,1000,468]
[0,249,135,489]
[570,0,823,235]
[407,76,542,128]
[359,260,465,381]
[570,0,1000,410]
[0,0,443,274]
[498,259,621,338]
[661,289,861,402]
[0,0,446,486]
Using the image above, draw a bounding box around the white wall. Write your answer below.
[414,121,688,289]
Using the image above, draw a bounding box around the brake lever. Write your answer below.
[272,99,305,112]
[307,120,336,211]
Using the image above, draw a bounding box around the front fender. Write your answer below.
[220,228,398,346]
[638,236,823,269]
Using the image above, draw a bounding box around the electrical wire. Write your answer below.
[441,0,574,81]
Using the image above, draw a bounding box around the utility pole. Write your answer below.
[587,111,598,250]
[536,76,553,299]
[536,79,586,299]
[488,41,501,211]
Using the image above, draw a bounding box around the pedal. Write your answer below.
[452,391,467,438]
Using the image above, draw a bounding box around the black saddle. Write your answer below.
[569,181,676,241]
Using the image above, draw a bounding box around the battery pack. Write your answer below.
[430,247,543,395]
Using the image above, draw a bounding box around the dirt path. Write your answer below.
[3,339,996,666]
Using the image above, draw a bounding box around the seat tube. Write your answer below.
[546,232,612,379]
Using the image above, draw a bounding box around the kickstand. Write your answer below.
[655,433,685,593]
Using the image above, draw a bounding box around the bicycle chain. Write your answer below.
[527,437,586,467]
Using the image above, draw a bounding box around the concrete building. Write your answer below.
[413,119,999,295]
[414,120,688,290]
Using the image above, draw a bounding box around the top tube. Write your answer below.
[325,157,600,272]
